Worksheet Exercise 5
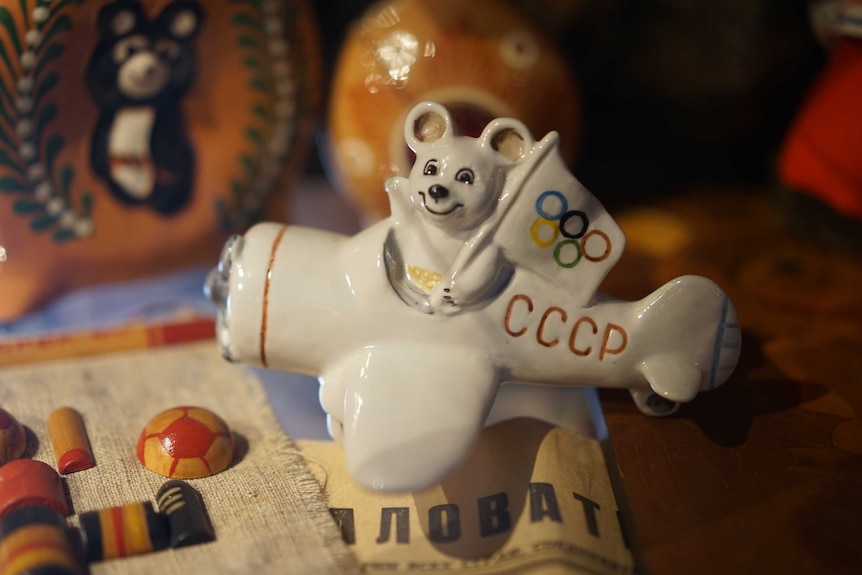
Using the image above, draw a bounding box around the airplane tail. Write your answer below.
[708,295,742,391]
[632,276,741,414]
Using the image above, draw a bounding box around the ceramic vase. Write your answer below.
[0,0,320,321]
[326,0,580,221]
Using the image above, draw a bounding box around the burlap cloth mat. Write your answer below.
[0,341,360,574]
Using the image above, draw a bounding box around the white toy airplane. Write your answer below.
[206,102,741,492]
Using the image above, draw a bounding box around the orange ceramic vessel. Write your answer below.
[0,0,320,321]
[327,0,580,221]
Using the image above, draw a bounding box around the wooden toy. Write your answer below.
[207,101,741,491]
[156,480,215,548]
[79,501,168,562]
[0,0,320,321]
[326,0,580,221]
[0,506,84,575]
[0,407,26,466]
[47,407,95,474]
[0,460,69,519]
[136,406,235,479]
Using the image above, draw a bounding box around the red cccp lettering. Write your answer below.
[503,295,628,360]
[568,317,598,356]
[537,307,567,347]
[504,295,533,337]
[599,323,627,360]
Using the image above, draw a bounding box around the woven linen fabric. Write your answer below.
[0,341,359,575]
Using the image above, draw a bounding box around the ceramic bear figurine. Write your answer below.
[206,102,741,492]
[381,108,534,315]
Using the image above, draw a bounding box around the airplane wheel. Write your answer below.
[631,389,680,417]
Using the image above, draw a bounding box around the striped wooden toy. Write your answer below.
[0,506,83,575]
[156,480,215,548]
[78,501,168,562]
[0,460,69,520]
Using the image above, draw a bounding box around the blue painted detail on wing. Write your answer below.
[709,296,739,390]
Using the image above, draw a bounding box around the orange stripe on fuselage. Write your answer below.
[261,226,288,368]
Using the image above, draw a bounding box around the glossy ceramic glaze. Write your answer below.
[0,0,320,321]
[136,406,235,479]
[208,102,741,491]
[326,0,579,220]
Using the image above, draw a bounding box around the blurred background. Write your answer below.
[314,0,824,199]
[0,0,858,332]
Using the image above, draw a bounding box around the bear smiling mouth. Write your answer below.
[424,203,463,216]
[418,191,463,215]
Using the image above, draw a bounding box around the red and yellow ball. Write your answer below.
[136,406,235,479]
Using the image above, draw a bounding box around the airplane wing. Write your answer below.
[320,342,500,491]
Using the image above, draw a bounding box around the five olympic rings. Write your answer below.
[530,191,612,268]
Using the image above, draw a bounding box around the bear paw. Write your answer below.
[430,283,462,315]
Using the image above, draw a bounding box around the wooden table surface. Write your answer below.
[599,187,862,575]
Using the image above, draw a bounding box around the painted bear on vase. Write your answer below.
[85,0,202,215]
[0,0,320,322]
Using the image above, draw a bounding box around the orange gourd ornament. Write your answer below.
[0,0,320,321]
[326,0,580,221]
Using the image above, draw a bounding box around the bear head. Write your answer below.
[86,0,203,107]
[403,101,533,233]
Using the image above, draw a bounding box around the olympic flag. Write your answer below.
[448,132,626,308]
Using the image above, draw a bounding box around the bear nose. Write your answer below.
[428,184,449,200]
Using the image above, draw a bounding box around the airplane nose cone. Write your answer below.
[204,235,241,308]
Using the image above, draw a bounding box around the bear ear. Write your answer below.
[157,1,204,41]
[403,101,454,153]
[97,0,144,39]
[480,118,534,163]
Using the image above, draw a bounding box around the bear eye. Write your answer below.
[113,35,149,63]
[423,159,438,176]
[155,39,181,61]
[455,168,475,185]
